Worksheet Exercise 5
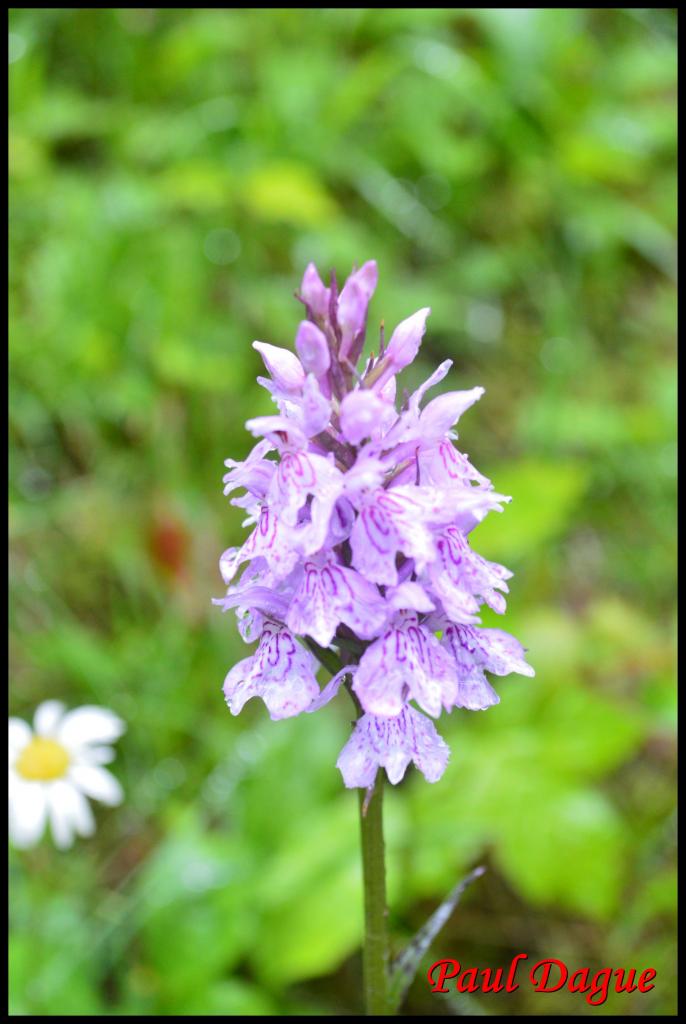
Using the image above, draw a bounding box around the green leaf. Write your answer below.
[403,673,645,920]
[388,866,486,1011]
[472,459,588,562]
[492,774,629,920]
[538,681,645,782]
[252,797,362,985]
[174,978,280,1016]
[136,811,256,1003]
[242,162,338,227]
[8,890,105,1015]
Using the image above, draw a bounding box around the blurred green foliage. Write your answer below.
[9,7,676,1016]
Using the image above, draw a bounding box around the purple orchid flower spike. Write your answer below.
[215,260,535,1016]
[215,260,534,790]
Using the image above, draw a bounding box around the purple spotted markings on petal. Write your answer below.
[349,486,451,586]
[215,260,533,787]
[337,705,450,787]
[286,556,386,648]
[223,622,319,721]
[442,623,534,710]
[354,613,458,718]
[428,525,512,617]
[219,506,300,583]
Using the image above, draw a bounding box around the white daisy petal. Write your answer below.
[9,780,48,849]
[8,718,31,758]
[47,781,95,849]
[61,784,96,839]
[9,701,124,850]
[33,700,67,737]
[58,706,126,748]
[74,745,116,766]
[69,764,123,806]
[46,789,75,849]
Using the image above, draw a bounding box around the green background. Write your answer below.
[9,8,676,1016]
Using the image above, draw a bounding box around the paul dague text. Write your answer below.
[427,955,657,1007]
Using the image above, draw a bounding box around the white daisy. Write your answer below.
[8,701,125,850]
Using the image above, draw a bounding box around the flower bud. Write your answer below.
[338,260,378,359]
[340,389,396,445]
[295,320,330,377]
[385,307,430,372]
[300,262,330,320]
[252,341,304,394]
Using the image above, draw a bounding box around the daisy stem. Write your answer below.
[359,770,391,1015]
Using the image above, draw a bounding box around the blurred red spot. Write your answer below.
[148,515,189,578]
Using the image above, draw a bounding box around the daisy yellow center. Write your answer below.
[16,737,70,781]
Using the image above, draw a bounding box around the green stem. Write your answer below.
[304,637,343,677]
[304,638,391,1013]
[359,772,390,1015]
